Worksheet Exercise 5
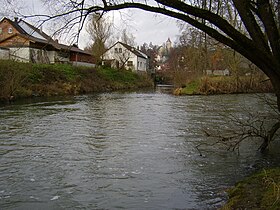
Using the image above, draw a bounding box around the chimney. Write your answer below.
[14,17,18,22]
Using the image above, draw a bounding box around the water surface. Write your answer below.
[0,92,279,209]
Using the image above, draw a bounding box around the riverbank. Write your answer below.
[173,75,273,95]
[0,60,153,102]
[222,167,280,209]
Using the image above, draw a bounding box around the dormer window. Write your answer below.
[8,27,13,34]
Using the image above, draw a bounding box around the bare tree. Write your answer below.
[199,94,280,154]
[120,28,136,46]
[86,13,113,64]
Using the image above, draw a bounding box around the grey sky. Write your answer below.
[2,0,180,48]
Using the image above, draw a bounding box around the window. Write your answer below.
[127,61,133,66]
[114,48,118,53]
[0,28,2,34]
[119,48,122,53]
[8,27,13,34]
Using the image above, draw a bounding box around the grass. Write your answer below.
[97,67,139,84]
[178,75,273,95]
[0,60,152,102]
[180,80,200,95]
[221,168,280,210]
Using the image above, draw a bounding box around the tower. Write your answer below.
[166,38,172,52]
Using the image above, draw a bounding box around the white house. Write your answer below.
[0,47,9,59]
[102,42,149,73]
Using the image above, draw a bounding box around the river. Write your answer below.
[0,90,279,209]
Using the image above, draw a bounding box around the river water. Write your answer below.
[0,90,279,209]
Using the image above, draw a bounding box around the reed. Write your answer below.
[175,75,273,96]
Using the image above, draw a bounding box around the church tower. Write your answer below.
[166,38,172,53]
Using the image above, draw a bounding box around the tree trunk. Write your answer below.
[259,121,280,153]
[270,75,280,112]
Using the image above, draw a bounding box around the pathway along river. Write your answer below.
[1,90,280,209]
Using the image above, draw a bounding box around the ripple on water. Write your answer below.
[0,93,279,209]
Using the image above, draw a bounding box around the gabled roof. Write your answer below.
[17,19,52,41]
[107,41,148,59]
[0,33,51,47]
[0,46,9,50]
[0,17,90,55]
[0,17,26,34]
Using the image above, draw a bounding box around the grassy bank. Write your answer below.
[222,168,280,209]
[174,75,273,95]
[0,60,153,102]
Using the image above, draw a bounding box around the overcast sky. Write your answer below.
[2,0,181,49]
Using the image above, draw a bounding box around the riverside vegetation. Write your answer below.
[173,75,273,96]
[222,168,280,209]
[0,60,153,102]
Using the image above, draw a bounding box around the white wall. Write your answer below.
[0,48,9,60]
[103,42,148,72]
[8,47,58,64]
[137,56,147,72]
[9,47,30,62]
[72,61,96,67]
[47,51,56,63]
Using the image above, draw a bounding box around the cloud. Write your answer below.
[113,9,179,46]
[131,10,179,46]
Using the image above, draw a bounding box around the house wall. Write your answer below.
[8,47,56,63]
[0,35,29,47]
[71,61,96,67]
[55,51,70,63]
[70,53,94,64]
[30,48,56,63]
[128,53,137,71]
[137,56,147,72]
[103,43,148,72]
[103,43,132,70]
[0,47,9,59]
[9,47,30,62]
[48,51,56,63]
[0,18,19,41]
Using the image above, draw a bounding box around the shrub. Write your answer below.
[0,60,31,100]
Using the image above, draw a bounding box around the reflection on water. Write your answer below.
[0,93,279,209]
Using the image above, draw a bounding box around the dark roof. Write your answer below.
[0,46,9,50]
[0,33,51,47]
[0,17,90,54]
[52,42,91,55]
[18,19,53,42]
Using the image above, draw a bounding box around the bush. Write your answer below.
[179,75,273,95]
[222,168,280,209]
[0,60,31,100]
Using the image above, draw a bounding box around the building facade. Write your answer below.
[103,42,149,73]
[0,17,95,66]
